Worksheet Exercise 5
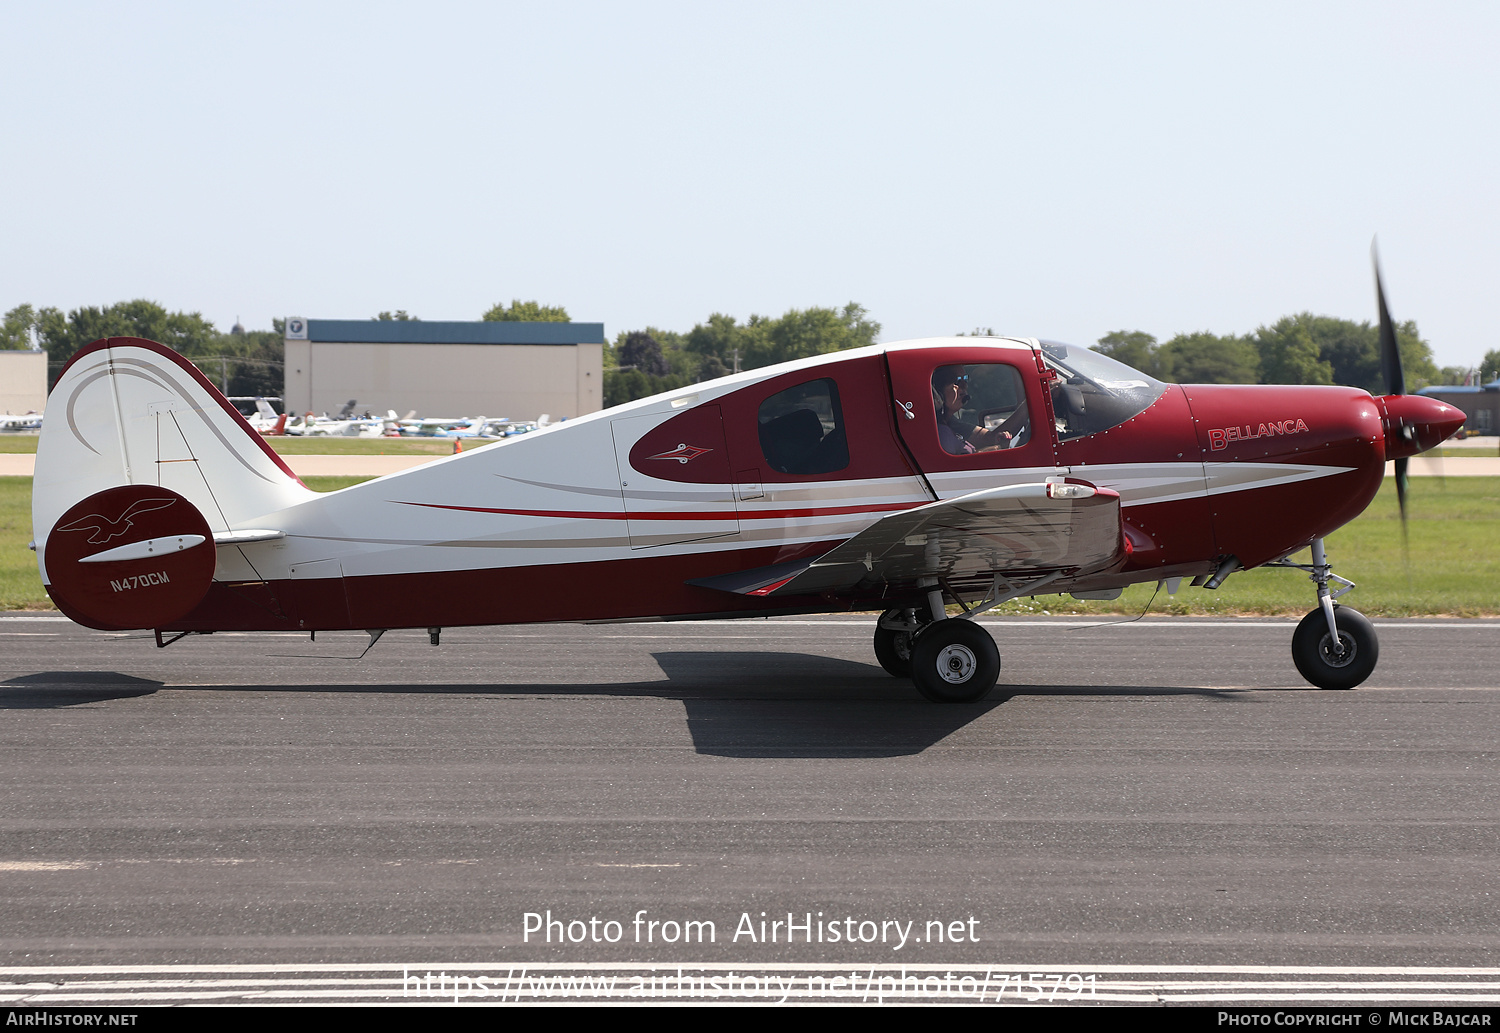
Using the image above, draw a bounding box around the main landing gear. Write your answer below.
[875,572,1062,703]
[877,605,999,703]
[1270,539,1378,690]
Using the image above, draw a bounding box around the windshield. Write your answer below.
[1039,340,1168,441]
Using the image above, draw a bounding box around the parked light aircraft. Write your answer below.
[284,407,396,438]
[30,270,1463,701]
[236,398,286,436]
[0,412,43,433]
[397,416,490,439]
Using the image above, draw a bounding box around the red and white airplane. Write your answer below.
[31,277,1463,702]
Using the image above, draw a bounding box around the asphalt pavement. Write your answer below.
[2,613,1499,1002]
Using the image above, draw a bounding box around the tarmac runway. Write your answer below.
[2,613,1500,1003]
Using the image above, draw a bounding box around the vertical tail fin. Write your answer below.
[34,338,316,585]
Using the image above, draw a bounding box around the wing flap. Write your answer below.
[692,481,1124,597]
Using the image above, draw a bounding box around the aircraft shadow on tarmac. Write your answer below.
[1,651,1242,756]
[655,651,996,757]
[653,652,1247,758]
[0,671,162,709]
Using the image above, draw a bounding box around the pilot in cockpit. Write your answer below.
[933,365,1025,455]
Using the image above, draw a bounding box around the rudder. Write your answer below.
[33,337,316,618]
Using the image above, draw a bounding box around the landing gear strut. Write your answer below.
[874,572,1062,703]
[873,608,923,678]
[1270,538,1379,690]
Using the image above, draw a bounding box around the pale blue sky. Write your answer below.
[2,2,1497,366]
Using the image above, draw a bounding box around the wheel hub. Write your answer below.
[1318,632,1357,668]
[934,643,977,684]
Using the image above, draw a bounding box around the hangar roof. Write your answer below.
[305,320,606,345]
[1418,380,1500,395]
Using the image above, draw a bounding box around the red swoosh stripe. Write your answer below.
[396,500,924,521]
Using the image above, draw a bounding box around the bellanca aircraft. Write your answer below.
[30,272,1463,702]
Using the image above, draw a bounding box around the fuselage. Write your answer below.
[153,336,1458,633]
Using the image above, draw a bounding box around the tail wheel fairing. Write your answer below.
[45,485,215,630]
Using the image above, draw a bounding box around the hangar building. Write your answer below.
[283,318,606,420]
[0,350,48,415]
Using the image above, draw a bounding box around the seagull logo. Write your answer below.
[647,443,712,464]
[55,498,177,545]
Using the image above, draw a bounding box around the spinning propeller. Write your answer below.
[1372,241,1409,554]
[1372,243,1469,562]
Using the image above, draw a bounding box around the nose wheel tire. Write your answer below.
[1291,605,1378,690]
[910,620,1001,703]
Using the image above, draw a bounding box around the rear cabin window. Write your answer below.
[757,378,849,475]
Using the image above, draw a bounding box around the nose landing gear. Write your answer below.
[1270,538,1379,689]
[1291,605,1378,689]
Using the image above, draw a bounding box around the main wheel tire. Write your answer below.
[910,620,1000,703]
[1291,605,1378,690]
[874,626,916,677]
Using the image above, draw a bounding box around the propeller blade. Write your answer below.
[1373,240,1405,396]
[1375,241,1411,571]
[1395,454,1409,564]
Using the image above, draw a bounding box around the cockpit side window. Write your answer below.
[1040,341,1168,440]
[757,378,849,475]
[931,363,1031,455]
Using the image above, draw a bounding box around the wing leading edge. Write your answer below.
[690,481,1126,598]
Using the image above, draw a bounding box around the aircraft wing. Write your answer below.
[692,481,1124,597]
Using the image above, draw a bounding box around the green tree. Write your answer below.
[1,304,44,349]
[374,310,418,321]
[37,300,218,378]
[1095,330,1164,379]
[745,303,880,369]
[1276,313,1437,393]
[200,329,284,397]
[617,330,668,377]
[1295,314,1379,390]
[1252,317,1333,385]
[605,303,881,407]
[24,300,286,395]
[482,300,570,322]
[1392,320,1437,391]
[1158,331,1260,384]
[684,312,754,379]
[1479,349,1500,384]
[603,326,696,407]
